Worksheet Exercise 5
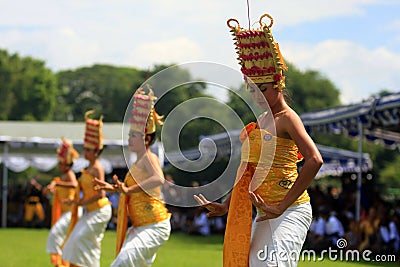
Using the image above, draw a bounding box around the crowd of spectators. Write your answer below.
[305,185,400,258]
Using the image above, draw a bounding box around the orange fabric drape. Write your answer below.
[223,163,256,267]
[51,178,62,227]
[115,194,128,256]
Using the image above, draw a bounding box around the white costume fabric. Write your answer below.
[62,204,112,267]
[249,202,312,267]
[111,218,171,267]
[46,211,72,255]
[46,208,83,255]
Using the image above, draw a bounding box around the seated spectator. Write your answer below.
[378,213,400,254]
[162,174,181,205]
[209,216,225,234]
[305,207,330,253]
[187,207,210,236]
[344,219,359,250]
[325,210,345,246]
[358,206,380,252]
[391,213,400,253]
[169,207,186,232]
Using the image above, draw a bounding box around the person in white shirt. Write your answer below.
[325,211,345,246]
[188,207,211,236]
[379,213,400,253]
[305,208,329,253]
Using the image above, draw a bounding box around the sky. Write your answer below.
[1,0,400,104]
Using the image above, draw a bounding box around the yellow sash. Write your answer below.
[61,185,80,249]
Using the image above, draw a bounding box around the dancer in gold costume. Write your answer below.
[62,111,112,267]
[45,137,79,267]
[195,13,323,267]
[95,87,170,267]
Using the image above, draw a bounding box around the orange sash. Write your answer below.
[223,163,255,267]
[222,123,259,267]
[116,194,128,256]
[51,177,62,226]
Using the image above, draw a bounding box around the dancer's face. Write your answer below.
[128,131,145,152]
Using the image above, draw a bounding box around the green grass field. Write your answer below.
[0,228,398,267]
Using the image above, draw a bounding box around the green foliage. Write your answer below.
[149,64,209,116]
[225,83,262,125]
[0,50,16,119]
[285,62,341,113]
[377,152,400,187]
[149,65,229,149]
[225,61,341,121]
[0,49,58,120]
[57,64,144,121]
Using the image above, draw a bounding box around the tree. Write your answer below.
[0,49,58,120]
[225,83,262,125]
[149,64,231,149]
[225,62,341,122]
[285,62,341,113]
[0,50,15,120]
[57,64,145,122]
[379,153,400,187]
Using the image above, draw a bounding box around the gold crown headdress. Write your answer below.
[228,14,288,91]
[130,86,163,134]
[84,110,104,151]
[57,137,79,165]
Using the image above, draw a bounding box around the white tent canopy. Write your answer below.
[0,121,131,228]
[0,121,130,171]
[0,121,169,228]
[300,92,400,222]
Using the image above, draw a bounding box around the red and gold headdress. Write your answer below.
[84,110,104,151]
[228,14,288,91]
[57,137,79,165]
[130,86,163,134]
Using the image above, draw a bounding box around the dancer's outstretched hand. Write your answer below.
[93,176,118,192]
[112,175,129,194]
[194,194,228,217]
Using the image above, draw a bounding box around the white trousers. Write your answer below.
[249,202,312,267]
[111,218,171,267]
